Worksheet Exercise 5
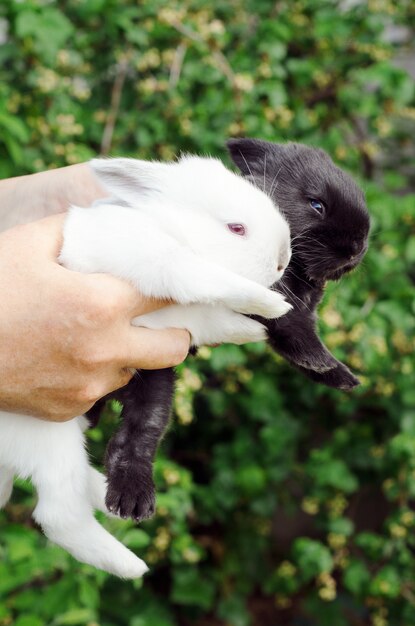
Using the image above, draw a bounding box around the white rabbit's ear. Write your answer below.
[90,158,169,205]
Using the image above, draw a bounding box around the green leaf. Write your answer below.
[405,237,415,264]
[14,617,44,626]
[308,451,359,493]
[123,529,151,549]
[130,606,175,626]
[370,566,401,598]
[343,560,371,595]
[218,595,250,626]
[53,609,96,625]
[78,578,99,609]
[171,567,215,610]
[292,538,333,582]
[235,465,267,496]
[0,112,30,142]
[329,518,354,537]
[15,8,74,63]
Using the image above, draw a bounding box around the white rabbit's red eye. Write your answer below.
[227,223,246,236]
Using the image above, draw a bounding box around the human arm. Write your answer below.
[0,163,104,232]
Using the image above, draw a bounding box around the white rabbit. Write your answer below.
[0,155,291,579]
[62,156,292,340]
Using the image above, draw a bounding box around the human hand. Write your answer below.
[0,214,190,422]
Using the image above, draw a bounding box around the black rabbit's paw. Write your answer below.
[328,363,360,390]
[295,351,337,372]
[269,335,338,372]
[106,464,155,522]
[301,361,360,390]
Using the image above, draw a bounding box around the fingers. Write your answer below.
[101,277,173,317]
[76,272,174,318]
[121,327,190,370]
[127,295,175,317]
[20,215,190,371]
[28,214,174,316]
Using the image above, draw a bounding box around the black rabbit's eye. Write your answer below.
[309,199,325,215]
[227,223,246,236]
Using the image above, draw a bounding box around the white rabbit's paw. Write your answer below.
[227,289,292,319]
[114,554,149,580]
[101,547,149,579]
[263,293,293,319]
[228,321,268,344]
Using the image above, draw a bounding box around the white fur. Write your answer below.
[0,155,291,578]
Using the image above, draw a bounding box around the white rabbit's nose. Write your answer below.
[277,245,291,272]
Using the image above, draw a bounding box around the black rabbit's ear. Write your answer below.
[226,138,285,176]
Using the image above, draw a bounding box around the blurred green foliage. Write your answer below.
[0,0,415,625]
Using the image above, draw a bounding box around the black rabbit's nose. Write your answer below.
[350,241,363,259]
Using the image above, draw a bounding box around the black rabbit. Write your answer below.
[88,140,370,522]
[227,138,370,389]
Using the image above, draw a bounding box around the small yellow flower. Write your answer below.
[369,335,387,356]
[197,347,211,360]
[93,110,107,123]
[335,146,347,160]
[183,547,200,563]
[275,595,292,608]
[277,561,297,578]
[163,468,181,485]
[154,527,170,551]
[146,549,162,564]
[389,523,407,539]
[328,533,347,549]
[317,572,337,601]
[361,141,379,158]
[370,446,385,459]
[274,106,294,128]
[399,107,415,120]
[209,19,225,35]
[314,70,331,89]
[181,368,202,391]
[234,74,254,92]
[321,308,342,326]
[327,494,348,517]
[259,63,273,79]
[349,323,365,342]
[57,49,70,66]
[383,478,394,492]
[401,511,415,526]
[36,68,60,93]
[319,587,336,601]
[228,121,245,135]
[301,497,319,516]
[237,369,253,384]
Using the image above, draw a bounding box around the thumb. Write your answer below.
[0,213,67,265]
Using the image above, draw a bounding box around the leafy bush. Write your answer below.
[0,1,414,625]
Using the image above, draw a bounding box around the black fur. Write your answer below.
[227,138,370,389]
[87,368,175,521]
[87,139,370,520]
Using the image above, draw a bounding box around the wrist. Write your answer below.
[0,163,106,233]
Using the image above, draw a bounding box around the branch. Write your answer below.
[169,42,187,90]
[169,19,237,87]
[100,59,129,156]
